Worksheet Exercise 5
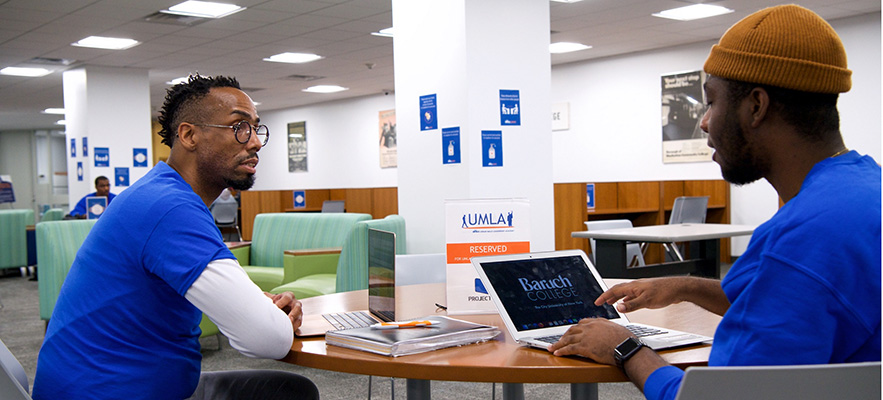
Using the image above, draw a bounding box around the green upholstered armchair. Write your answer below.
[0,209,35,272]
[40,208,64,222]
[270,215,406,298]
[240,213,372,291]
[36,219,97,322]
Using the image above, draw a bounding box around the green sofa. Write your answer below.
[37,219,97,322]
[240,213,372,291]
[0,209,35,272]
[270,215,406,298]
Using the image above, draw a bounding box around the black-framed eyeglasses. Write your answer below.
[193,120,269,146]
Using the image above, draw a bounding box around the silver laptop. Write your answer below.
[295,228,397,336]
[470,250,712,350]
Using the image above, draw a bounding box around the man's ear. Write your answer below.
[747,87,771,129]
[176,123,199,151]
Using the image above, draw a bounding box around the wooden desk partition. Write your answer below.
[555,180,732,264]
[239,187,398,240]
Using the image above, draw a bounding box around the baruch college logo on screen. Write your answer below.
[519,275,578,301]
[460,210,515,233]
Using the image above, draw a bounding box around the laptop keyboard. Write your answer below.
[322,311,377,330]
[534,325,667,344]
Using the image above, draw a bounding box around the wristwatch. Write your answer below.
[614,337,645,372]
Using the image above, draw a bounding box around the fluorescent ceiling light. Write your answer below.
[72,36,140,50]
[163,1,245,18]
[303,85,348,94]
[371,27,395,38]
[0,67,52,77]
[653,4,734,21]
[42,108,66,115]
[263,52,323,64]
[550,0,585,3]
[550,42,591,54]
[167,77,190,85]
[56,120,66,126]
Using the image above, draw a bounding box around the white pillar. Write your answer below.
[63,66,152,210]
[393,0,554,253]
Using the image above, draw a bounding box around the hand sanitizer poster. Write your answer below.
[445,198,530,314]
[481,130,502,167]
[442,127,460,164]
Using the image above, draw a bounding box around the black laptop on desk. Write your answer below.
[295,228,396,336]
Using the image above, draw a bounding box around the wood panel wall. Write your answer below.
[239,187,399,240]
[554,180,732,264]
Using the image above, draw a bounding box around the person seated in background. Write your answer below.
[68,175,116,218]
[548,5,881,400]
[33,74,319,400]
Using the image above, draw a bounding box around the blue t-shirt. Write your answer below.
[33,162,236,400]
[645,151,882,400]
[70,191,117,216]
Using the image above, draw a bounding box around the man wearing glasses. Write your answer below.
[33,75,319,400]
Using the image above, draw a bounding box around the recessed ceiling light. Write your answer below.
[652,4,734,21]
[72,36,140,50]
[167,77,190,85]
[550,0,584,3]
[371,27,395,38]
[0,67,52,77]
[56,120,67,126]
[162,1,245,19]
[303,85,348,94]
[550,42,592,54]
[42,108,66,115]
[263,52,323,64]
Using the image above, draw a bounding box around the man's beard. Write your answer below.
[717,110,767,186]
[226,174,255,191]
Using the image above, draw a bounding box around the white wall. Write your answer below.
[252,12,880,255]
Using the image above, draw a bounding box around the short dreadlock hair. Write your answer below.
[156,74,241,148]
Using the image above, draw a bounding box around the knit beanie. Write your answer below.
[704,4,851,94]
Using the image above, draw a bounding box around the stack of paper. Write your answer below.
[325,316,500,357]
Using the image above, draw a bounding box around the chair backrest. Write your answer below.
[675,362,881,400]
[210,197,239,225]
[584,219,633,257]
[0,209,35,269]
[0,337,31,399]
[321,200,345,213]
[249,213,372,268]
[335,215,407,293]
[669,196,708,224]
[36,219,98,320]
[40,208,64,222]
[396,253,446,286]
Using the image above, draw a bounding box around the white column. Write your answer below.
[63,66,152,210]
[393,0,554,253]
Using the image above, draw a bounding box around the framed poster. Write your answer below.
[661,70,711,163]
[288,121,307,172]
[379,109,397,168]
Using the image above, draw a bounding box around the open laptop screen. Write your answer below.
[479,255,618,333]
[367,228,396,322]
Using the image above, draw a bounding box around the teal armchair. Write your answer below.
[40,208,64,222]
[36,219,97,322]
[240,213,372,291]
[270,215,406,298]
[0,209,35,272]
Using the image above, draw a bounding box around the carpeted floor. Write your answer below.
[0,271,645,399]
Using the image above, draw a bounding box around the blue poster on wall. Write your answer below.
[441,127,461,165]
[115,167,129,187]
[500,89,521,126]
[419,94,437,131]
[292,190,306,208]
[133,148,148,167]
[481,130,503,167]
[82,137,88,157]
[77,162,83,182]
[70,138,76,157]
[94,147,109,167]
[586,183,595,210]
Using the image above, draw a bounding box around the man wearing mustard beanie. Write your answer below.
[550,5,880,400]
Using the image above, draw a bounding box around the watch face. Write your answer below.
[616,337,642,357]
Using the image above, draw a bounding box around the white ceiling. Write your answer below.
[0,0,878,132]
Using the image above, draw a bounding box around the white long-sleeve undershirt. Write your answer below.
[184,258,293,359]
